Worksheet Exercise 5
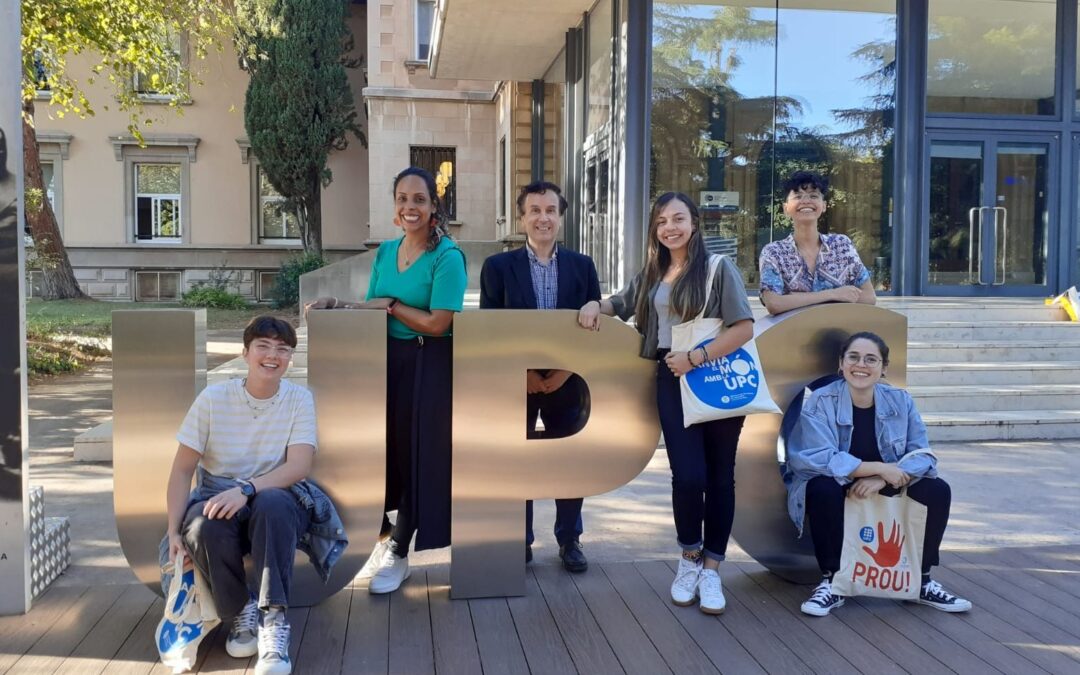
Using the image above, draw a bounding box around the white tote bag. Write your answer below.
[671,254,780,427]
[156,555,220,673]
[831,488,927,600]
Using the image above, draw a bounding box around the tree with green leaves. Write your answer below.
[21,0,231,298]
[237,0,364,256]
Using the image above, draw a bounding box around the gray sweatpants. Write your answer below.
[182,487,310,617]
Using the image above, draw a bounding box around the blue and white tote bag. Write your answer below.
[671,254,780,427]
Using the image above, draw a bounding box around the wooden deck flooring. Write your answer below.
[3,545,1079,674]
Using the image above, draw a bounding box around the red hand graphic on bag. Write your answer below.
[862,520,905,567]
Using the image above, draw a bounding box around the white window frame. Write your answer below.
[134,164,183,243]
[415,0,436,61]
[253,165,302,245]
[117,141,193,245]
[132,32,187,101]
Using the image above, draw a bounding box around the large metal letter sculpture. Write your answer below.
[733,304,907,583]
[114,310,386,605]
[451,311,661,598]
[301,310,386,602]
[0,0,30,616]
[113,310,207,590]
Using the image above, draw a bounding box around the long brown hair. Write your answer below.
[632,192,709,331]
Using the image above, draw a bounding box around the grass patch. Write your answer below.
[27,335,111,377]
[26,299,296,336]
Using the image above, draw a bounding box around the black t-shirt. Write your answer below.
[850,403,884,463]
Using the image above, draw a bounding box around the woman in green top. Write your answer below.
[307,167,467,595]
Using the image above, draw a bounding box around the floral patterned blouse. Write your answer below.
[758,233,870,295]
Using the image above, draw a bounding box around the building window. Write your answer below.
[32,50,51,94]
[258,271,278,302]
[133,32,184,98]
[258,167,301,241]
[416,0,436,61]
[41,161,56,208]
[135,164,182,241]
[135,271,181,301]
[410,146,456,220]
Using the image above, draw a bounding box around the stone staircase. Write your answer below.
[885,298,1080,441]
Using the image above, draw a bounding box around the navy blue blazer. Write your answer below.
[479,245,601,310]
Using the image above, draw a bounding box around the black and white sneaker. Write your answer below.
[800,578,845,617]
[915,580,972,612]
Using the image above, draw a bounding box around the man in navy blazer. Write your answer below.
[479,180,601,573]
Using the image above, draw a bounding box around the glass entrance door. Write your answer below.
[925,134,1055,295]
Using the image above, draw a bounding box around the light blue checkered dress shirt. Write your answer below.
[526,244,559,310]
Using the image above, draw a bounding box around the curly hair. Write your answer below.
[392,166,451,252]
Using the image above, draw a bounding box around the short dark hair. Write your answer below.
[243,315,297,349]
[840,331,889,366]
[782,171,829,199]
[517,181,568,216]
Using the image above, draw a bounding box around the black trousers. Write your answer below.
[382,335,453,554]
[805,475,952,576]
[525,375,587,546]
[655,360,744,562]
[183,488,309,617]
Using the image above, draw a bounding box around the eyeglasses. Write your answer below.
[251,342,295,357]
[843,352,881,367]
[788,192,824,203]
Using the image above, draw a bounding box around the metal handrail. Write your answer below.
[992,206,1008,285]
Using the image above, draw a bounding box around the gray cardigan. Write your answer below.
[609,256,755,359]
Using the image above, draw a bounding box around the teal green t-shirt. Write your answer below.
[366,236,467,339]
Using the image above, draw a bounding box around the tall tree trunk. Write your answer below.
[21,99,87,300]
[304,174,323,257]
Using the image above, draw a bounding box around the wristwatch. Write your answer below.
[237,479,256,499]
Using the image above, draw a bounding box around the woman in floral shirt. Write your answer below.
[758,171,876,315]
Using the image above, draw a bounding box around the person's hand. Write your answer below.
[542,369,573,393]
[526,370,546,395]
[849,476,887,498]
[877,463,911,488]
[578,301,601,331]
[203,487,248,520]
[168,531,188,562]
[362,297,393,310]
[303,296,337,319]
[829,286,862,303]
[664,351,694,377]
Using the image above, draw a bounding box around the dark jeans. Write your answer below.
[656,362,745,562]
[525,377,586,546]
[805,475,952,576]
[182,488,310,617]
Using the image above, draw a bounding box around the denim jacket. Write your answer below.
[785,380,937,536]
[160,467,348,592]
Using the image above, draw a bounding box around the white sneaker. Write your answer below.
[697,568,726,614]
[357,539,391,582]
[225,597,259,658]
[255,608,292,675]
[368,545,411,594]
[670,556,702,606]
[801,578,845,617]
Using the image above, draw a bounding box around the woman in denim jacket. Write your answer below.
[787,331,972,617]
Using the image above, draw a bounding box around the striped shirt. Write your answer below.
[526,243,559,310]
[176,379,318,479]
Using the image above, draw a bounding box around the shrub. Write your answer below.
[270,252,327,309]
[181,286,249,310]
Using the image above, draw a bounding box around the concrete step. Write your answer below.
[922,410,1080,441]
[880,299,1068,323]
[909,384,1080,412]
[907,361,1080,386]
[908,320,1080,342]
[908,341,1079,362]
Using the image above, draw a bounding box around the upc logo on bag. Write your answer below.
[685,343,761,410]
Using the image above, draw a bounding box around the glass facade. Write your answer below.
[650,1,896,290]
[928,0,1056,116]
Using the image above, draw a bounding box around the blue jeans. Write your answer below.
[525,375,586,546]
[656,361,744,562]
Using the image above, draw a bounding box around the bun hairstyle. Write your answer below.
[392,166,451,252]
